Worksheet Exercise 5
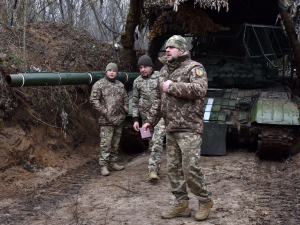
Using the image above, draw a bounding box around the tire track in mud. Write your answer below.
[0,160,102,224]
[253,159,300,225]
[1,152,300,225]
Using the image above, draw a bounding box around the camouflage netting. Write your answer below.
[148,5,229,41]
[283,0,300,35]
[144,0,170,7]
[144,0,229,11]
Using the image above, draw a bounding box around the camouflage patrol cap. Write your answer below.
[106,62,118,72]
[166,35,187,52]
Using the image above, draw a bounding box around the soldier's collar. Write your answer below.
[166,61,179,68]
[105,75,116,83]
[141,69,154,79]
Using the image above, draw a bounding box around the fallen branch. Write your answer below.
[112,183,138,194]
[102,183,138,194]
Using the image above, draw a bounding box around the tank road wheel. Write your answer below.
[257,126,294,159]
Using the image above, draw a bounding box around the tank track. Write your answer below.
[257,126,293,158]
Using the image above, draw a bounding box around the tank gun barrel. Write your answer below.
[5,71,140,87]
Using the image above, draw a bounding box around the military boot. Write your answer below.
[110,163,124,171]
[101,166,110,176]
[149,171,159,181]
[161,200,191,219]
[194,198,213,221]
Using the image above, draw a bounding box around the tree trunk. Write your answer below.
[120,0,142,69]
[59,0,65,21]
[279,1,300,94]
[23,0,27,59]
[42,0,46,21]
[79,0,87,29]
[10,0,18,26]
[65,0,74,26]
[88,0,109,41]
[0,0,9,26]
[49,2,55,22]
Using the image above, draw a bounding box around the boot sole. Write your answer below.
[110,167,124,171]
[161,211,191,219]
[101,173,110,176]
[149,177,159,181]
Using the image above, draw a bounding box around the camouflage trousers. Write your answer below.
[146,118,166,172]
[166,131,212,201]
[99,124,123,167]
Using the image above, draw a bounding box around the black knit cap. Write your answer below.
[138,55,153,67]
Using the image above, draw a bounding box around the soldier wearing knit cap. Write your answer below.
[132,54,166,181]
[142,35,213,221]
[105,62,118,82]
[137,55,153,67]
[90,62,128,176]
[106,62,118,72]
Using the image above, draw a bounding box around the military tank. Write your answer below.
[149,23,299,158]
[6,24,299,158]
[5,71,149,152]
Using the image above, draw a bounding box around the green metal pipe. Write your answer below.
[6,72,141,87]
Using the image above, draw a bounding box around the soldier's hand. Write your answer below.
[163,80,172,93]
[133,122,140,131]
[142,123,151,130]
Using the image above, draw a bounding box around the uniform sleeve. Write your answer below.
[146,79,162,126]
[132,80,140,119]
[167,66,208,99]
[89,83,107,116]
[123,87,129,114]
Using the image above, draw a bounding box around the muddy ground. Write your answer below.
[0,145,300,225]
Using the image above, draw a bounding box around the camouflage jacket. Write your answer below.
[90,77,129,126]
[146,51,208,134]
[132,71,160,122]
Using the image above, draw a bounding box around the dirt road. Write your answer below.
[0,148,299,225]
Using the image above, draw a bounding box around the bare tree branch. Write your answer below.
[29,0,57,23]
[88,0,110,42]
[101,21,122,38]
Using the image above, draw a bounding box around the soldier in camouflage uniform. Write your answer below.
[90,63,128,176]
[132,55,166,181]
[142,35,213,221]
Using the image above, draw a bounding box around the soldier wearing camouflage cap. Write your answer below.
[90,62,128,176]
[142,35,213,221]
[132,54,166,181]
